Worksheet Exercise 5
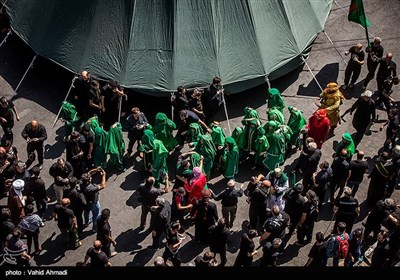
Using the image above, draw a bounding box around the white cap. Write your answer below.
[12,179,25,191]
[361,90,373,98]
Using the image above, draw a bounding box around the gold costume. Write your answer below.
[319,82,345,128]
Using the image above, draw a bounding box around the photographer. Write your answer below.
[375,75,399,113]
[246,174,271,230]
[80,167,106,233]
[362,37,384,89]
[343,43,365,89]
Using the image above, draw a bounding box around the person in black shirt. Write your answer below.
[1,208,15,246]
[246,175,270,230]
[87,79,103,122]
[363,37,384,89]
[370,230,390,267]
[305,231,327,267]
[0,96,20,144]
[295,141,321,192]
[284,183,306,235]
[71,70,91,121]
[79,123,95,172]
[233,230,258,267]
[346,151,369,197]
[343,43,365,89]
[63,177,86,236]
[312,161,332,209]
[260,237,282,267]
[295,190,319,246]
[363,198,396,241]
[208,218,231,266]
[28,166,48,219]
[49,158,74,204]
[175,109,210,148]
[161,221,183,267]
[212,180,244,229]
[96,208,117,258]
[376,52,397,92]
[380,108,399,152]
[195,251,218,267]
[84,240,111,267]
[21,120,47,169]
[172,86,189,125]
[101,80,126,131]
[333,187,360,234]
[350,90,376,146]
[330,149,350,203]
[149,197,171,249]
[65,131,84,178]
[202,76,223,125]
[125,107,148,158]
[52,198,81,249]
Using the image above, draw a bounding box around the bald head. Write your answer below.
[386,53,393,60]
[261,180,271,188]
[357,150,365,160]
[61,198,70,206]
[31,120,38,129]
[93,240,102,250]
[81,70,90,81]
[356,43,363,49]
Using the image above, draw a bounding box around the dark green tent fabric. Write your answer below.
[4,0,332,96]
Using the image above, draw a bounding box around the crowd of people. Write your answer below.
[0,35,399,268]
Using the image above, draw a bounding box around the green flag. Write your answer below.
[348,0,370,27]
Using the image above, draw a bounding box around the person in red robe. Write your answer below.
[307,109,330,149]
[185,167,207,206]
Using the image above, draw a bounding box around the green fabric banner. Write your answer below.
[348,0,370,28]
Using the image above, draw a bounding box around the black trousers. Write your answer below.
[27,142,44,165]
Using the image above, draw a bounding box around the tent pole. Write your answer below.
[333,0,374,38]
[15,54,38,92]
[322,30,348,66]
[117,93,128,124]
[301,56,324,92]
[0,30,11,48]
[221,87,231,135]
[265,74,271,90]
[170,92,174,122]
[51,76,78,128]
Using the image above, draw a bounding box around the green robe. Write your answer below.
[287,107,307,147]
[94,126,108,169]
[152,112,177,151]
[268,108,285,125]
[254,134,269,166]
[267,88,285,113]
[241,107,263,153]
[195,134,217,179]
[263,121,286,171]
[222,137,239,179]
[151,139,169,184]
[61,101,80,136]
[232,127,244,149]
[138,128,156,171]
[336,132,355,159]
[106,122,125,169]
[187,123,203,145]
[210,122,226,168]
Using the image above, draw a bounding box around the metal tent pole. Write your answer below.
[301,56,324,92]
[117,93,128,124]
[15,54,38,92]
[170,91,175,122]
[0,30,11,48]
[221,87,231,135]
[51,76,78,128]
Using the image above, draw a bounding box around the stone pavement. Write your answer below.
[0,0,399,269]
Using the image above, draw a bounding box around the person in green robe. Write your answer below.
[151,139,169,185]
[87,116,108,169]
[106,122,126,171]
[266,88,285,113]
[210,121,226,169]
[232,127,245,161]
[138,127,156,172]
[195,134,217,179]
[287,106,307,149]
[267,107,285,125]
[241,107,264,163]
[60,101,81,137]
[253,134,269,170]
[221,137,239,180]
[152,112,177,152]
[278,124,293,154]
[335,132,355,160]
[187,122,204,148]
[263,121,286,171]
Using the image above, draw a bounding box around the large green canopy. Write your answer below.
[4,0,332,96]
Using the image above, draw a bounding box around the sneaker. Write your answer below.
[38,164,43,170]
[75,241,82,249]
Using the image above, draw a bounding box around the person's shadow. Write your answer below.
[297,63,339,98]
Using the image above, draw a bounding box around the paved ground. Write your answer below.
[0,0,399,270]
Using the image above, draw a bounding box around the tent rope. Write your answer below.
[301,56,324,92]
[0,30,11,48]
[220,86,232,135]
[15,54,37,92]
[323,30,348,66]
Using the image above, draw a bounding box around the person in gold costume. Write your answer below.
[317,82,345,135]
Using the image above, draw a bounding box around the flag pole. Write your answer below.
[360,0,370,47]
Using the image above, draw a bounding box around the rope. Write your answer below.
[301,56,324,92]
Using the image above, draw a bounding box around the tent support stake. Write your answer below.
[323,30,347,66]
[301,56,324,92]
[52,76,78,128]
[0,30,11,48]
[15,54,38,92]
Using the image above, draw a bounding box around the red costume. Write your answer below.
[185,167,207,205]
[307,109,330,149]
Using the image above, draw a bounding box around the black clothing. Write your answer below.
[53,204,75,229]
[296,149,321,191]
[247,181,268,229]
[307,242,328,267]
[330,157,349,202]
[297,200,319,244]
[260,242,281,267]
[208,224,230,266]
[0,99,16,143]
[176,110,201,145]
[96,219,112,257]
[85,247,109,267]
[21,122,47,165]
[344,46,365,86]
[71,76,91,120]
[363,42,384,87]
[87,87,103,120]
[284,189,306,234]
[263,212,290,242]
[192,199,218,244]
[151,202,171,248]
[234,233,255,267]
[347,159,368,196]
[162,229,182,267]
[203,84,222,125]
[376,58,397,91]
[371,239,390,267]
[364,200,394,239]
[334,196,359,233]
[350,98,376,145]
[313,167,332,208]
[213,187,244,207]
[126,112,148,154]
[81,183,99,205]
[101,85,120,130]
[49,161,74,186]
[64,187,86,235]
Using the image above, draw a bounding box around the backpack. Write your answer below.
[336,233,349,259]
